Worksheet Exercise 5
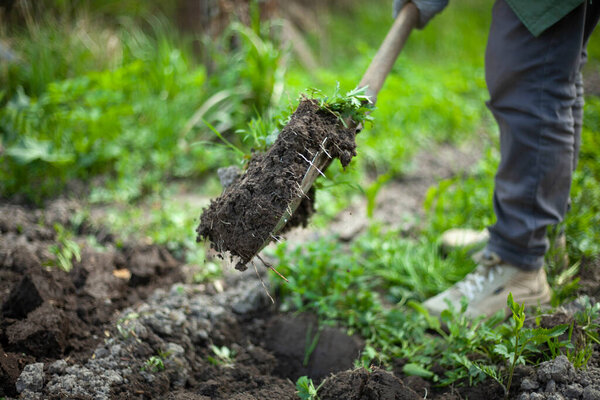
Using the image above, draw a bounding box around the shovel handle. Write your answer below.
[358,3,419,102]
[249,4,419,265]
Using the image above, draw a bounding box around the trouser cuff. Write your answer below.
[487,233,544,271]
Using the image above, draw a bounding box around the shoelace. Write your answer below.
[456,252,502,300]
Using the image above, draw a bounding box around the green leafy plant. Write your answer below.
[296,376,322,400]
[142,355,165,373]
[46,224,81,272]
[561,296,600,368]
[207,345,235,368]
[496,294,568,399]
[574,296,600,346]
[303,323,321,367]
[308,83,375,127]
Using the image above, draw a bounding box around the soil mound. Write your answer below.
[197,99,357,270]
[0,201,182,397]
[318,368,422,400]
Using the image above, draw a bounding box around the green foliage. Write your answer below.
[423,146,498,237]
[4,1,600,393]
[142,355,165,373]
[0,48,218,202]
[500,294,568,398]
[565,96,600,258]
[46,224,81,272]
[238,105,294,152]
[296,376,321,400]
[272,224,582,387]
[574,296,600,346]
[308,84,374,127]
[227,21,287,114]
[563,296,600,368]
[303,323,321,367]
[0,4,289,203]
[207,345,235,368]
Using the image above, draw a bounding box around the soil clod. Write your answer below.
[197,99,357,270]
[318,368,422,400]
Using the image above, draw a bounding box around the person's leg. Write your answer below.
[423,0,600,318]
[485,0,589,270]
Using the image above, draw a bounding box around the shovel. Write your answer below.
[198,4,419,270]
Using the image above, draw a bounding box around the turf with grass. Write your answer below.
[197,98,358,270]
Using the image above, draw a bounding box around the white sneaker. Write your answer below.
[440,228,489,253]
[423,250,551,318]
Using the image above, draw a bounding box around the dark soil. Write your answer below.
[318,368,422,400]
[263,313,364,382]
[0,200,183,397]
[197,99,356,270]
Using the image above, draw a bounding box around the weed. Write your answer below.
[574,296,600,346]
[303,322,321,367]
[497,294,568,398]
[207,345,235,368]
[296,376,322,400]
[46,224,81,272]
[562,296,600,368]
[142,355,165,373]
[364,172,391,219]
[308,83,374,128]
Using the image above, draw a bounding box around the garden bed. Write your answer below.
[1,199,599,400]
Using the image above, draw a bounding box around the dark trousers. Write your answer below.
[485,0,600,270]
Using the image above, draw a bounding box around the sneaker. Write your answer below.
[440,228,489,254]
[423,250,551,318]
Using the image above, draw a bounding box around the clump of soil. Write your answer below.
[197,99,357,270]
[318,368,422,400]
[0,201,183,397]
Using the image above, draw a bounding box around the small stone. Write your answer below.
[231,282,269,315]
[565,383,583,399]
[545,379,556,393]
[165,342,185,357]
[583,386,600,400]
[547,393,564,400]
[518,393,530,400]
[110,344,122,357]
[94,347,110,359]
[19,389,43,400]
[141,371,155,383]
[16,362,45,393]
[48,360,67,375]
[103,370,123,385]
[530,393,545,400]
[521,377,540,390]
[537,355,576,383]
[217,166,241,188]
[580,374,592,387]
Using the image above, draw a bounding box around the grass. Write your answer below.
[0,6,288,204]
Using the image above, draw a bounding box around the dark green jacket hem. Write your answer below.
[505,0,584,37]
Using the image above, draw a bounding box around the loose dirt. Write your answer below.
[318,368,422,400]
[0,200,183,397]
[197,99,356,270]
